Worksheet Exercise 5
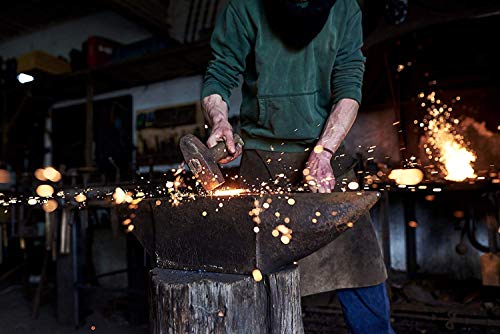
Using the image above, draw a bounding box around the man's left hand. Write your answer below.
[304,151,336,193]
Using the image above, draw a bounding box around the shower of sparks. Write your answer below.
[418,92,477,182]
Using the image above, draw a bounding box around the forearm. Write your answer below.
[316,98,359,154]
[202,94,230,127]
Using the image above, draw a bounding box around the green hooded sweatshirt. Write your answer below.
[201,0,365,153]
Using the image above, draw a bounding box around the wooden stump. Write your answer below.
[150,266,304,334]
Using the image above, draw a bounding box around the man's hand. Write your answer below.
[304,150,335,193]
[203,94,242,164]
[207,120,242,164]
[304,98,359,192]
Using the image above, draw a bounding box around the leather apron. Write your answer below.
[238,149,387,296]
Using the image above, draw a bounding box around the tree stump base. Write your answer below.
[150,265,303,334]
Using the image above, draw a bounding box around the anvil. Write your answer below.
[129,192,379,274]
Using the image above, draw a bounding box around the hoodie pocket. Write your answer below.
[256,91,327,140]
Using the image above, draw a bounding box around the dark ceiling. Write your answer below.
[0,0,100,41]
[0,0,171,43]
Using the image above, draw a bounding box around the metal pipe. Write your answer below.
[191,0,205,42]
[85,80,94,170]
[466,207,490,253]
[403,194,418,278]
[184,0,196,43]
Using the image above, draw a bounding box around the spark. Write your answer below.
[75,193,87,203]
[281,235,291,245]
[408,221,418,228]
[252,269,263,282]
[348,182,359,190]
[313,145,324,154]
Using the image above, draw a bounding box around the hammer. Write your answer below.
[180,134,244,191]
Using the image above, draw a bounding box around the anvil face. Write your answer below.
[130,192,379,274]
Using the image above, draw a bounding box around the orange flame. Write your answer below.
[428,119,476,182]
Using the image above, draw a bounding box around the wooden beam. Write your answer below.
[102,0,171,36]
[365,3,500,49]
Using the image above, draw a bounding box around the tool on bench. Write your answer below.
[180,134,244,191]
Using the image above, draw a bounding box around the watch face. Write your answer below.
[386,0,409,25]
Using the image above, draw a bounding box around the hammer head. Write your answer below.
[180,134,225,191]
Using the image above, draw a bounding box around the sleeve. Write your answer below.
[331,9,366,105]
[201,1,254,108]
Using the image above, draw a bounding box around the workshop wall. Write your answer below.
[0,11,152,59]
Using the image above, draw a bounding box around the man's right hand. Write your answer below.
[203,94,242,164]
[207,120,242,164]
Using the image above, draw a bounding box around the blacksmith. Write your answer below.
[201,0,394,332]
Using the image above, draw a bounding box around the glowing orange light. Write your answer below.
[43,167,61,182]
[252,269,263,282]
[36,185,54,197]
[43,199,58,213]
[113,187,126,204]
[408,221,418,228]
[388,169,424,186]
[313,145,324,154]
[212,189,247,197]
[281,235,291,245]
[75,193,87,203]
[425,195,435,201]
[34,169,47,181]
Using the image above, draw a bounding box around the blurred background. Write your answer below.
[0,0,499,333]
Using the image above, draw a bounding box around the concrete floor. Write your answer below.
[0,286,146,334]
[2,280,499,334]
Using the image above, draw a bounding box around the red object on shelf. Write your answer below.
[84,36,122,68]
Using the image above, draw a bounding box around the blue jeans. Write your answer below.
[336,283,396,334]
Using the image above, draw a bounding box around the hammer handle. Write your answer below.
[211,134,243,162]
